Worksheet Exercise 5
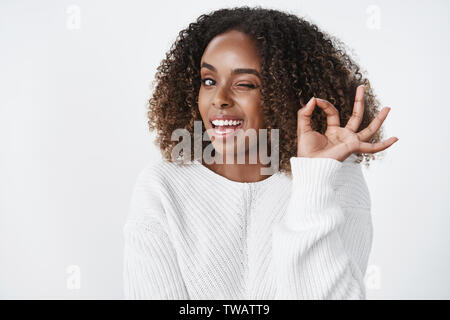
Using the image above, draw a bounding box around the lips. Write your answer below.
[208,114,245,140]
[211,122,244,140]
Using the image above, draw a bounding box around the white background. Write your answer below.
[1,0,449,299]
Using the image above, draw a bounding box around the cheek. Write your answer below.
[197,90,208,115]
[238,95,263,126]
[197,100,205,114]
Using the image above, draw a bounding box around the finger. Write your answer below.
[358,137,399,153]
[315,98,340,127]
[297,97,317,134]
[345,85,365,132]
[357,107,391,142]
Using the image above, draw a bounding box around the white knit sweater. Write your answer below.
[122,153,372,300]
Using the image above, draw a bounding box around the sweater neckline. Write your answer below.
[192,160,282,187]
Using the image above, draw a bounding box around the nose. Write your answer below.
[212,85,232,109]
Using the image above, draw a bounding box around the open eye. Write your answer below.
[201,78,215,86]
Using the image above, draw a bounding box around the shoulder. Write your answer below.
[125,158,193,224]
[133,157,194,188]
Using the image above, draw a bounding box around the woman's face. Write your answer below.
[198,29,265,160]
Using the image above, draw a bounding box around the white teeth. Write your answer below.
[212,119,243,126]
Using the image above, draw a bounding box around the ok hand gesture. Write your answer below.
[297,85,398,162]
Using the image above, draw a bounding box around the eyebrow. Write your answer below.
[201,62,261,79]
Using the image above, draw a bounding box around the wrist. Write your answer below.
[289,156,343,209]
[290,156,343,186]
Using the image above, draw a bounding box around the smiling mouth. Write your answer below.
[210,119,244,138]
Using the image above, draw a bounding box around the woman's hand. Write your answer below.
[296,85,398,162]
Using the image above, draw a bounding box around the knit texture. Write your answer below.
[123,153,372,300]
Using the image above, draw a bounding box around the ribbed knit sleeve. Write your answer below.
[123,165,189,299]
[271,155,372,300]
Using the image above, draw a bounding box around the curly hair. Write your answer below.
[147,6,385,174]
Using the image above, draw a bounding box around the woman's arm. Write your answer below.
[271,85,394,300]
[272,154,372,299]
[123,166,189,299]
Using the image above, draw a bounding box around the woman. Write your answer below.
[123,7,398,300]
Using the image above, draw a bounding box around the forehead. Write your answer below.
[200,30,261,71]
